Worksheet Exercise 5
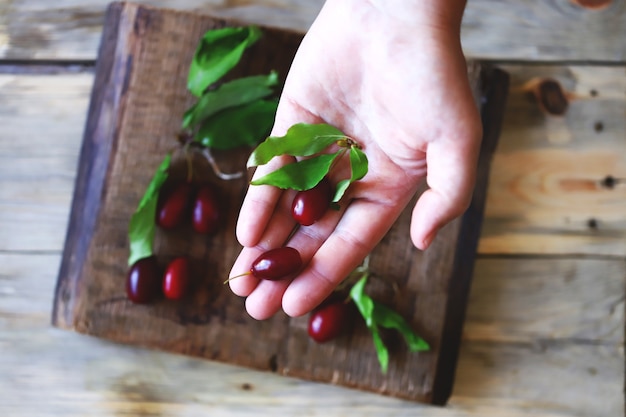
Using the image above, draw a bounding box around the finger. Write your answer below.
[232,90,327,299]
[236,93,323,247]
[228,246,261,297]
[245,278,291,320]
[229,189,299,297]
[410,135,480,250]
[281,196,409,317]
[242,200,346,318]
[236,154,292,247]
[228,243,293,320]
[239,164,366,318]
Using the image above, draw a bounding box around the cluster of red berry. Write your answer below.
[126,180,221,304]
[157,181,220,234]
[230,176,334,283]
[237,177,353,344]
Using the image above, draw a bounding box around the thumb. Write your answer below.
[410,133,481,250]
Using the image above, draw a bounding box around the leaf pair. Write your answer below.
[349,274,430,374]
[128,154,172,266]
[248,123,368,203]
[185,26,277,151]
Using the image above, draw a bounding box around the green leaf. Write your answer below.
[332,146,369,202]
[350,275,388,373]
[373,303,430,352]
[349,272,430,374]
[195,99,278,150]
[250,152,341,191]
[183,72,279,129]
[333,179,351,204]
[349,275,375,327]
[247,123,345,167]
[187,26,262,97]
[349,146,369,181]
[128,154,172,266]
[371,327,389,374]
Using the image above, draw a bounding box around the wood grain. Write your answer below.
[451,342,623,417]
[467,258,625,344]
[2,252,623,417]
[1,1,624,414]
[0,0,625,61]
[1,69,624,413]
[461,0,626,61]
[1,67,624,257]
[0,72,91,252]
[49,2,507,405]
[480,65,626,256]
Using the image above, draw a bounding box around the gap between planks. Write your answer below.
[0,0,625,62]
[0,61,95,74]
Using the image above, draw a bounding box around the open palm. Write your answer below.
[229,0,482,319]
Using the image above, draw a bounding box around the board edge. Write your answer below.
[51,2,136,329]
[430,65,510,405]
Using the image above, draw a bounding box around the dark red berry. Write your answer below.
[192,183,220,234]
[291,178,333,226]
[156,182,193,229]
[163,257,189,300]
[308,301,354,343]
[126,256,161,304]
[251,247,302,281]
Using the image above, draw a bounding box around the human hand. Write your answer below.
[229,0,482,319]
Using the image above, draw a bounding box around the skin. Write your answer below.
[229,0,482,320]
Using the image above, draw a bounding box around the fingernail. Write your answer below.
[422,231,436,250]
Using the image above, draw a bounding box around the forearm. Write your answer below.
[336,0,468,32]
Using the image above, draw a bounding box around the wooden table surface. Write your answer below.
[1,1,624,416]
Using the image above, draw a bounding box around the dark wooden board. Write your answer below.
[52,1,509,405]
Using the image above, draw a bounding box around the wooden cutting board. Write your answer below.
[52,1,509,405]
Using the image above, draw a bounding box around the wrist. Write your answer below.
[329,0,467,35]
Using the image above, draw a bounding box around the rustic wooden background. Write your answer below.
[1,0,624,416]
[51,4,509,404]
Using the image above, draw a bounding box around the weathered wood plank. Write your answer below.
[451,342,624,417]
[0,73,91,252]
[46,3,506,404]
[0,0,624,415]
[4,253,623,347]
[1,253,623,416]
[2,65,624,256]
[467,258,625,344]
[0,0,318,60]
[0,0,625,61]
[480,65,626,256]
[461,0,626,61]
[0,253,60,318]
[2,327,620,417]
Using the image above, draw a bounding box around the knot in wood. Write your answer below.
[536,79,569,116]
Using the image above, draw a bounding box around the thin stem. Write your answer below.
[335,255,371,293]
[201,148,245,181]
[328,148,348,176]
[184,142,194,183]
[223,271,251,284]
[361,254,371,270]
